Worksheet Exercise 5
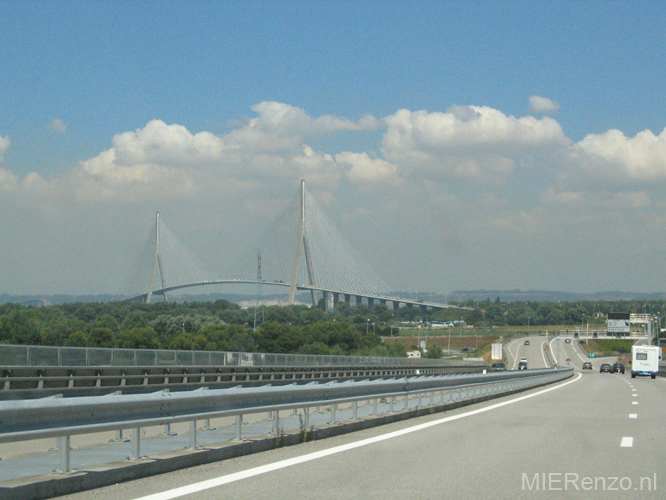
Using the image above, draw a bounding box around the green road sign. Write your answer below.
[589,352,596,358]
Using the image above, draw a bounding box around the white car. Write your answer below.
[518,357,528,370]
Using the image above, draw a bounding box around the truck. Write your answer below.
[631,345,661,379]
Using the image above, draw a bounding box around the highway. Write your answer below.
[505,335,554,369]
[505,334,604,370]
[55,351,666,499]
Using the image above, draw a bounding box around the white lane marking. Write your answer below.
[632,394,638,397]
[132,374,583,500]
[621,437,634,447]
[509,339,523,370]
[540,340,548,368]
[632,388,636,392]
[571,341,587,363]
[629,414,637,419]
[632,402,639,405]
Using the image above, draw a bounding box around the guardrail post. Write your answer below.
[331,404,337,423]
[189,421,198,449]
[373,398,378,415]
[272,411,280,435]
[202,418,215,430]
[131,427,141,459]
[235,414,243,440]
[390,396,395,412]
[58,435,70,473]
[352,400,358,419]
[304,407,310,429]
[417,392,422,408]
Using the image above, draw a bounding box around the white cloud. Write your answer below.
[0,135,10,162]
[47,118,67,134]
[574,126,666,181]
[71,103,376,202]
[0,168,19,192]
[226,101,379,153]
[529,95,560,114]
[335,152,398,184]
[380,106,569,182]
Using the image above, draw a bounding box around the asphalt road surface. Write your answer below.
[56,366,666,500]
[505,335,554,369]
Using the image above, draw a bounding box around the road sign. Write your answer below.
[589,352,596,358]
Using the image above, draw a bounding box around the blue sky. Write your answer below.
[1,1,665,296]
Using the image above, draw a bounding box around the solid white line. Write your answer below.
[572,341,587,363]
[133,374,583,500]
[540,340,548,368]
[621,437,634,447]
[629,414,637,419]
[632,402,639,405]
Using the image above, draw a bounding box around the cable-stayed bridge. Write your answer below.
[126,180,456,312]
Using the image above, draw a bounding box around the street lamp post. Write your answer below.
[366,319,369,335]
[448,328,451,355]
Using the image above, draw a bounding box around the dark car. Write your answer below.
[524,340,530,345]
[489,362,507,371]
[611,362,625,374]
[582,362,593,370]
[600,363,612,373]
[565,338,571,343]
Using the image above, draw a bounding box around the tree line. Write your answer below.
[1,297,663,356]
[0,299,409,358]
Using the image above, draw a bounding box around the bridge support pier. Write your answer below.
[368,298,375,308]
[392,300,401,310]
[344,294,351,305]
[356,295,363,306]
[333,293,339,309]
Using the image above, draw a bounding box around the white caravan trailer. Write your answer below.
[631,345,661,379]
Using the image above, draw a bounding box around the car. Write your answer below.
[524,340,530,345]
[489,362,507,371]
[518,357,528,370]
[600,363,612,373]
[611,362,625,374]
[582,362,593,370]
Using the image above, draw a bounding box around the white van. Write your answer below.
[631,345,661,379]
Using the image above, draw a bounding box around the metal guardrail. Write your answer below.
[0,368,572,474]
[0,363,486,399]
[0,343,481,368]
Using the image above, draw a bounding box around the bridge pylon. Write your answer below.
[288,180,317,306]
[146,212,168,304]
